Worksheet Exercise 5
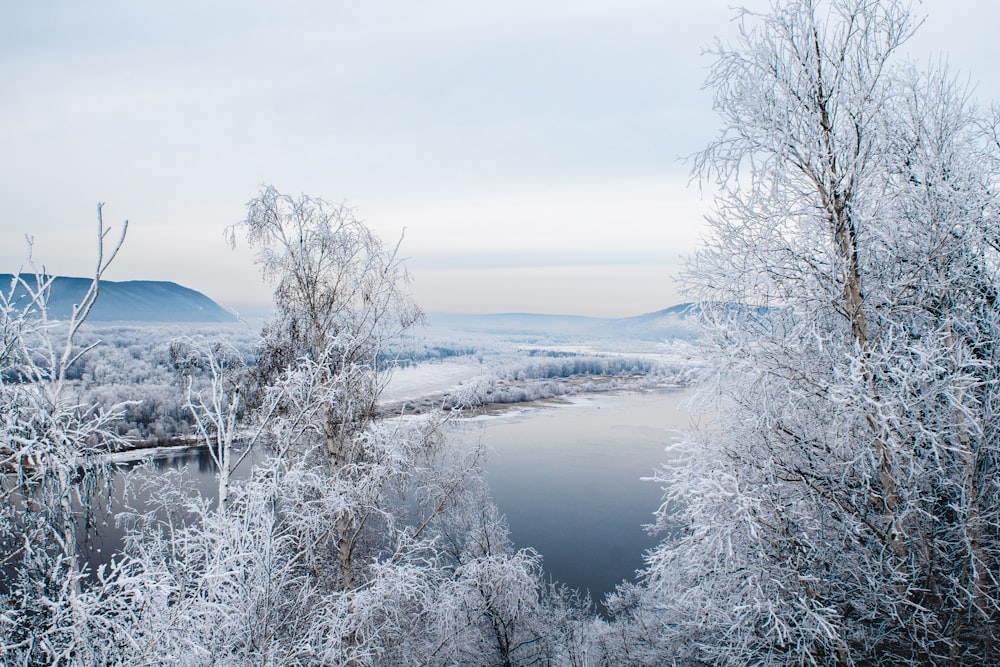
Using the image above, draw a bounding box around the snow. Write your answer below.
[381,360,486,402]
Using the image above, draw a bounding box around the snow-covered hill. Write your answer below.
[427,303,698,342]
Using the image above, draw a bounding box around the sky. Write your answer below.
[2,1,998,317]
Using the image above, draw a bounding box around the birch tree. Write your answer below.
[170,337,257,514]
[0,205,132,664]
[634,1,1000,664]
[229,184,426,592]
[215,186,544,664]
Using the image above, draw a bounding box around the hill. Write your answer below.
[427,303,698,342]
[0,274,237,323]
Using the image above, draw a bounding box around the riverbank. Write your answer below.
[379,372,683,417]
[108,373,686,463]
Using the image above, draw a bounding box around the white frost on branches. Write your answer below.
[625,1,1000,664]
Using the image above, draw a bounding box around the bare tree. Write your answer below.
[170,337,257,514]
[0,204,131,663]
[631,1,1000,664]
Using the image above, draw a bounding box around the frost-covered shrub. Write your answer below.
[66,323,257,444]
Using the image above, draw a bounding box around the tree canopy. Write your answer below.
[628,0,1000,663]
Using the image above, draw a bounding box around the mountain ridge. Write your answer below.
[0,274,236,323]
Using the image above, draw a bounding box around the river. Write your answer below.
[86,386,692,609]
[446,388,690,604]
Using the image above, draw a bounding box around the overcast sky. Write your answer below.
[2,1,997,317]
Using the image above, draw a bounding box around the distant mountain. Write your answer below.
[427,312,606,337]
[427,303,699,342]
[0,274,237,323]
[596,303,698,340]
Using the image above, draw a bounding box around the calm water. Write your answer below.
[80,446,264,570]
[448,388,691,604]
[87,387,692,608]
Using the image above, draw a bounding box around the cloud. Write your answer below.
[1,0,996,316]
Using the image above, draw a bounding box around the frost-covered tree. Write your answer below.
[112,460,316,666]
[61,187,593,665]
[231,185,422,445]
[170,337,254,514]
[228,185,427,592]
[632,1,1000,664]
[0,196,605,664]
[137,185,560,664]
[0,205,133,663]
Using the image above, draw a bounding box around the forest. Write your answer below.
[3,0,1000,664]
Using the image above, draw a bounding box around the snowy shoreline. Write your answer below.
[378,372,684,417]
[108,376,685,463]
